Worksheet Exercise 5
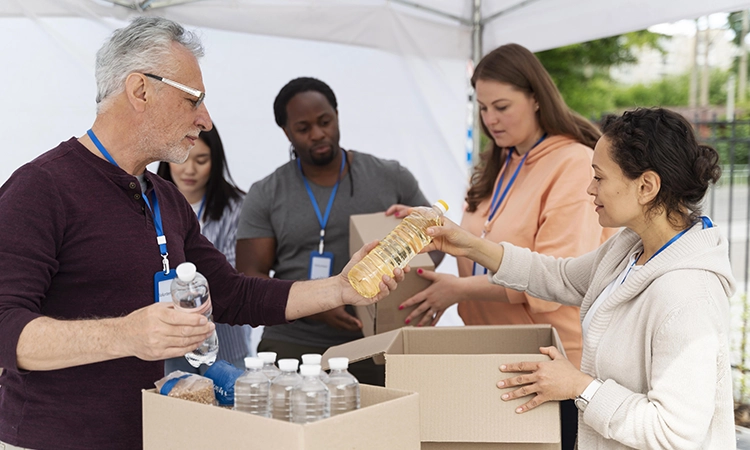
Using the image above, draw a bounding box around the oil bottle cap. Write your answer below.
[176,262,197,282]
[434,200,449,214]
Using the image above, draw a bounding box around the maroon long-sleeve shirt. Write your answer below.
[0,138,293,449]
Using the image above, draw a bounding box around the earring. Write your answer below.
[289,144,296,160]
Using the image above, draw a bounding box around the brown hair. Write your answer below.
[465,43,601,212]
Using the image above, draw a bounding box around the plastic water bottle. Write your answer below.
[348,200,449,298]
[301,353,329,382]
[234,357,270,417]
[258,352,282,381]
[270,359,302,422]
[171,262,219,367]
[291,364,330,423]
[326,357,360,416]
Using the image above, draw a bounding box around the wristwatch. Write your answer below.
[574,378,603,412]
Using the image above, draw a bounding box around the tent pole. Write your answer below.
[470,0,483,169]
[388,0,470,25]
[468,0,542,168]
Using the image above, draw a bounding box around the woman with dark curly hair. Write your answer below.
[422,107,735,449]
[398,44,613,446]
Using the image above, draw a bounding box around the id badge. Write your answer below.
[154,269,177,303]
[308,251,334,280]
[473,262,488,277]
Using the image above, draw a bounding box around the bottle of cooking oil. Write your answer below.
[348,200,448,298]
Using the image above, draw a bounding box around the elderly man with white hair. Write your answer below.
[0,17,401,450]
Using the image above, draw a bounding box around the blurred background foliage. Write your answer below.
[535,30,734,119]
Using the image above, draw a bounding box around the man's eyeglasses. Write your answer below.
[143,73,205,109]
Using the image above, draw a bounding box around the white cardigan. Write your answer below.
[492,224,736,449]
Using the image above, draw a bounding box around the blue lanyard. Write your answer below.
[87,129,171,273]
[298,150,346,254]
[196,194,206,221]
[621,216,713,284]
[485,133,547,234]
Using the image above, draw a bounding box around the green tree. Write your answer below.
[535,31,665,118]
[611,68,730,111]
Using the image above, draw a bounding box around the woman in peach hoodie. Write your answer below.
[399,43,612,449]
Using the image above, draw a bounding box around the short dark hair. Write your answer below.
[600,108,721,227]
[157,125,244,222]
[273,77,338,127]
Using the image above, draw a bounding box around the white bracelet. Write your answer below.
[574,378,603,412]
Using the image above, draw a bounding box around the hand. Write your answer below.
[340,240,408,306]
[119,302,216,361]
[308,305,363,331]
[399,269,463,327]
[496,346,594,414]
[385,204,412,218]
[421,218,482,258]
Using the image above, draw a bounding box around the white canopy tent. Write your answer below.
[5,0,750,195]
[5,0,750,201]
[2,1,749,330]
[7,0,750,57]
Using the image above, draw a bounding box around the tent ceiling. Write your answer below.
[99,0,202,11]
[4,0,750,58]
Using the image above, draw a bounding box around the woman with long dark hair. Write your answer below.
[157,125,250,373]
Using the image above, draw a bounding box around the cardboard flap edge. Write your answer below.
[321,328,402,370]
[551,326,567,359]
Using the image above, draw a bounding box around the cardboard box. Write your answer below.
[143,384,420,449]
[322,325,564,449]
[349,212,435,336]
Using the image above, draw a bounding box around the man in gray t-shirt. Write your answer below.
[236,77,433,385]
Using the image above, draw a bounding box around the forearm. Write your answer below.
[458,275,511,303]
[286,277,344,321]
[466,237,505,274]
[16,316,128,371]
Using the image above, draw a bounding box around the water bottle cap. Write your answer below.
[299,364,321,377]
[434,200,449,214]
[257,352,277,363]
[175,262,197,282]
[327,357,349,370]
[244,357,263,369]
[301,353,322,365]
[278,359,299,372]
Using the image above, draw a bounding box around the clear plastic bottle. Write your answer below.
[170,262,219,367]
[258,352,282,381]
[270,359,302,422]
[291,364,330,423]
[348,200,449,298]
[301,353,329,382]
[234,357,270,417]
[326,357,360,416]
